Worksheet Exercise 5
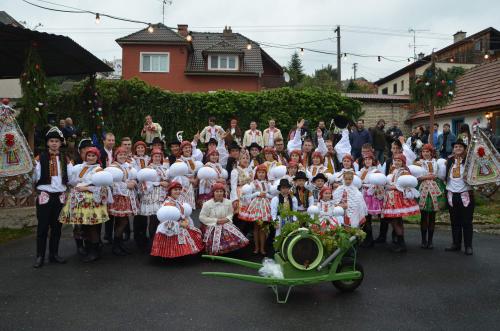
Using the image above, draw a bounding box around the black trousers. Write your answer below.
[448,192,475,248]
[104,216,114,239]
[36,192,64,258]
[133,215,159,244]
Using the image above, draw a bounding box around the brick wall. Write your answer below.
[358,101,412,134]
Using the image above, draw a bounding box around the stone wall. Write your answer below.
[358,101,412,134]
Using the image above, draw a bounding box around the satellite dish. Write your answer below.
[283,72,290,83]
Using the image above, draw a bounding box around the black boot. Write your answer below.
[374,220,388,244]
[112,238,126,256]
[118,237,131,255]
[391,229,397,244]
[445,244,461,252]
[391,235,407,253]
[33,256,44,268]
[76,239,87,256]
[420,229,428,249]
[360,224,374,248]
[427,229,434,249]
[82,243,100,263]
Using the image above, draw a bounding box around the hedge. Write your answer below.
[48,78,363,143]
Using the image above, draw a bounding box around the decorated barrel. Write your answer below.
[280,229,324,271]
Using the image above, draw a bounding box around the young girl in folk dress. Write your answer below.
[331,171,367,228]
[289,150,305,172]
[317,187,343,230]
[306,151,328,180]
[417,144,446,249]
[108,147,138,256]
[230,151,253,220]
[382,153,420,252]
[135,148,169,252]
[262,147,281,181]
[198,150,227,207]
[242,164,273,255]
[333,154,356,183]
[151,181,204,258]
[199,183,249,255]
[59,147,110,262]
[131,141,150,171]
[177,141,199,209]
[358,152,384,247]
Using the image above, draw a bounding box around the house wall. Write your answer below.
[122,44,260,92]
[358,101,412,134]
[0,78,22,98]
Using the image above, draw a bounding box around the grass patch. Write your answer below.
[0,227,34,244]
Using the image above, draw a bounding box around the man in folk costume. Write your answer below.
[33,127,71,268]
[445,139,475,255]
[292,171,314,212]
[243,121,264,148]
[274,137,289,166]
[263,119,283,147]
[323,139,339,174]
[200,116,225,144]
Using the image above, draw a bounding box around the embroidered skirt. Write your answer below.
[417,179,446,212]
[59,190,109,225]
[382,189,420,218]
[363,190,383,215]
[179,183,196,210]
[140,186,166,216]
[150,228,204,258]
[201,223,249,255]
[239,197,272,222]
[109,195,136,217]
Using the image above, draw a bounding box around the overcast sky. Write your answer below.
[4,0,499,81]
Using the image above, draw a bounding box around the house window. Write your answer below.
[474,40,482,51]
[208,55,239,70]
[393,83,397,94]
[401,80,404,91]
[381,87,388,95]
[140,52,169,73]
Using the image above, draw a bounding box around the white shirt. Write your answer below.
[35,156,71,193]
[104,147,113,167]
[268,129,275,147]
[446,161,471,193]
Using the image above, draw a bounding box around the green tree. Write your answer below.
[286,51,305,87]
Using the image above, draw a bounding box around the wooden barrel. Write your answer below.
[281,229,324,271]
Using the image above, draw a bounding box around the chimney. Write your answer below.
[223,25,233,38]
[453,31,467,43]
[418,52,425,60]
[177,24,188,37]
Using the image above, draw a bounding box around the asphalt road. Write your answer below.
[1,218,500,331]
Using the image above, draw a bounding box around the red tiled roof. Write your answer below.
[409,59,500,121]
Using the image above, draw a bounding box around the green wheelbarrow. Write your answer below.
[202,230,364,303]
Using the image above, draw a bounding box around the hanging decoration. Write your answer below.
[0,99,36,198]
[81,75,104,142]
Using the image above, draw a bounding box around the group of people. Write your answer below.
[32,114,477,268]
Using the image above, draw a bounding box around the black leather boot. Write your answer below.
[83,243,100,263]
[374,220,388,244]
[427,230,434,249]
[33,256,44,268]
[420,229,428,249]
[391,235,407,253]
[76,239,87,256]
[112,238,126,256]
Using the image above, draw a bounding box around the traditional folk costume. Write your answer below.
[445,140,475,255]
[382,163,420,219]
[132,153,150,171]
[33,127,71,267]
[199,186,249,255]
[316,187,343,230]
[288,150,306,172]
[293,171,314,212]
[332,175,367,227]
[230,163,253,216]
[177,141,199,209]
[151,183,204,258]
[306,151,328,180]
[108,161,138,217]
[198,151,228,206]
[416,144,446,249]
[240,164,273,222]
[308,173,328,204]
[270,179,298,236]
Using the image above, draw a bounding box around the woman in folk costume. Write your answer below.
[241,164,274,254]
[332,154,356,184]
[199,183,249,255]
[59,147,110,262]
[135,148,169,252]
[331,170,367,228]
[306,151,328,180]
[382,153,420,252]
[317,187,344,230]
[151,181,204,258]
[108,147,139,256]
[416,144,446,249]
[177,140,199,209]
[357,152,384,247]
[230,150,253,218]
[282,161,299,187]
[131,141,150,171]
[198,149,228,207]
[289,150,306,172]
[262,146,282,181]
[270,179,298,236]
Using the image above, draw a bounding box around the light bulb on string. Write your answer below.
[148,24,154,33]
[246,41,252,50]
[186,32,193,42]
[300,48,304,56]
[484,53,489,59]
[95,13,100,24]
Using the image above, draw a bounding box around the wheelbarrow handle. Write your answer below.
[202,255,263,270]
[317,235,357,271]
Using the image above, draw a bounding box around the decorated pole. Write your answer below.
[429,52,436,145]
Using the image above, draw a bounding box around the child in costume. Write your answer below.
[177,141,199,209]
[270,179,298,236]
[262,147,281,180]
[331,170,367,228]
[199,183,249,255]
[198,149,228,206]
[135,148,169,252]
[293,171,314,212]
[108,147,138,256]
[382,153,420,252]
[59,147,110,262]
[289,150,306,172]
[282,161,299,187]
[230,150,253,219]
[242,164,273,255]
[416,144,446,249]
[306,151,328,180]
[357,152,384,247]
[248,142,263,169]
[131,141,150,171]
[151,181,204,258]
[309,173,328,204]
[317,187,343,230]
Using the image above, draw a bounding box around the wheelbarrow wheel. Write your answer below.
[332,258,364,292]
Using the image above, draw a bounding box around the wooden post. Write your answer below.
[428,52,436,146]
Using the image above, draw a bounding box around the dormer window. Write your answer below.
[208,55,239,71]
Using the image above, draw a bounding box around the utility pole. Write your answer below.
[335,25,341,86]
[408,28,429,61]
[352,63,358,80]
[161,0,172,25]
[429,51,436,145]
